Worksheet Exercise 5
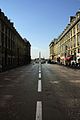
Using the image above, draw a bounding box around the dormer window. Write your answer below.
[76,10,80,18]
[70,16,75,23]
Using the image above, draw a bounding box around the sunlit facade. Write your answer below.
[49,10,80,65]
[49,40,54,60]
[0,9,31,72]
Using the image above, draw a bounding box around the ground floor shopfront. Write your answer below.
[53,49,80,66]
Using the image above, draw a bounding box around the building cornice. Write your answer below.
[58,13,80,42]
[0,9,23,41]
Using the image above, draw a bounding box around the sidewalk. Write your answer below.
[57,63,80,70]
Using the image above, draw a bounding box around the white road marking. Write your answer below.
[39,68,41,72]
[35,60,42,120]
[38,80,42,92]
[39,73,41,79]
[36,101,42,120]
[39,70,41,73]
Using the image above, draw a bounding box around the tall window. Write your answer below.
[71,30,72,37]
[78,33,80,45]
[5,27,7,35]
[77,21,80,31]
[1,23,4,33]
[1,32,4,47]
[0,21,2,48]
[73,27,75,35]
[8,38,10,49]
[68,40,70,49]
[74,36,76,47]
[78,48,80,53]
[0,20,1,31]
[70,39,72,48]
[0,32,1,46]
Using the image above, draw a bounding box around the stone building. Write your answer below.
[49,10,80,65]
[0,9,31,72]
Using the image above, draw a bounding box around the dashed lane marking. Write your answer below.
[38,80,42,92]
[39,73,41,79]
[36,101,42,120]
[39,70,41,73]
[36,61,42,120]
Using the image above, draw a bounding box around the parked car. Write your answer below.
[41,60,46,64]
[47,59,56,64]
[51,60,56,64]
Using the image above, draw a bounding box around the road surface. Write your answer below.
[0,63,80,120]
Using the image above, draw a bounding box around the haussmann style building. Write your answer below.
[49,10,80,66]
[0,9,31,72]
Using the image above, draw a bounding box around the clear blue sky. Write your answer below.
[0,0,80,58]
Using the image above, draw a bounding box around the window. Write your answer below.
[68,40,70,49]
[78,48,80,53]
[71,51,72,55]
[71,30,72,37]
[0,32,1,46]
[73,27,75,35]
[77,33,80,45]
[8,38,10,49]
[77,21,80,31]
[65,45,67,50]
[5,27,7,35]
[74,36,76,47]
[1,32,4,47]
[0,20,1,31]
[5,36,7,48]
[1,23,4,33]
[70,38,72,48]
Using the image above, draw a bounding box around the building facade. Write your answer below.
[49,40,54,60]
[0,9,31,72]
[49,10,80,65]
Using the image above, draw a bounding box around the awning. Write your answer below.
[65,56,73,61]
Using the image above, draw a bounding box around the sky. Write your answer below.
[0,0,80,59]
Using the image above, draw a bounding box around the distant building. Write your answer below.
[23,38,31,64]
[49,10,80,65]
[0,9,31,72]
[49,39,57,61]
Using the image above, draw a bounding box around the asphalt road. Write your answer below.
[0,63,80,120]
